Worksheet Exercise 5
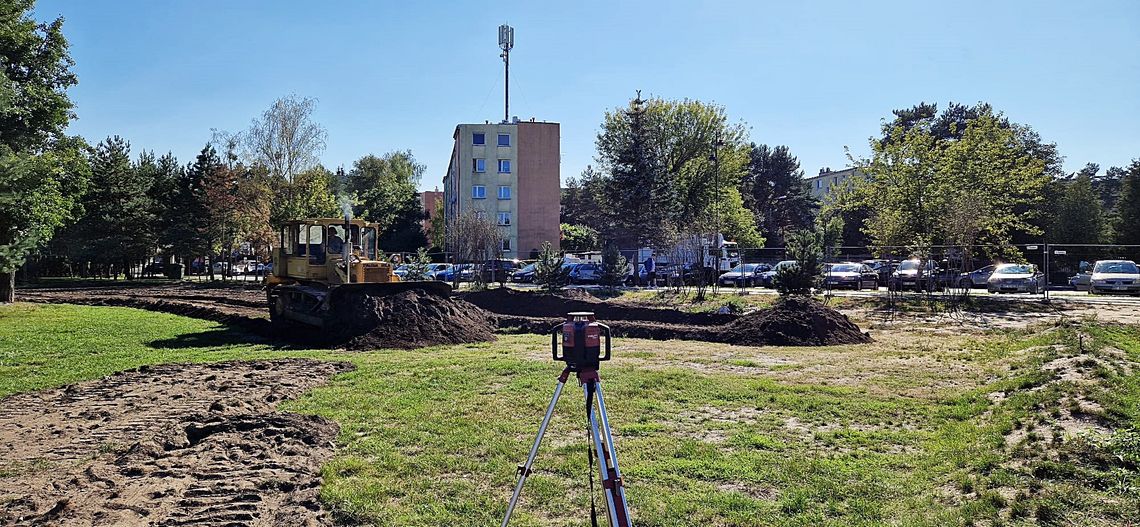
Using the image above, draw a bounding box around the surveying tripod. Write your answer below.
[501,313,632,527]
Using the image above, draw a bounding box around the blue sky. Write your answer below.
[34,0,1140,191]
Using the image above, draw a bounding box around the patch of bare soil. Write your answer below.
[0,359,353,526]
[713,296,873,346]
[20,282,498,351]
[336,289,497,350]
[18,282,271,335]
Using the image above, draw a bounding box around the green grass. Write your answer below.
[2,303,1139,525]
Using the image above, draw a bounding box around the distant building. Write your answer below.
[442,119,561,259]
[421,188,443,235]
[805,167,866,201]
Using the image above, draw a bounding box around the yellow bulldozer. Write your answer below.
[266,217,451,329]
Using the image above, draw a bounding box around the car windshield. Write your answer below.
[832,264,861,272]
[728,264,760,273]
[518,263,536,273]
[898,260,920,271]
[775,260,796,270]
[1094,261,1139,274]
[998,264,1033,275]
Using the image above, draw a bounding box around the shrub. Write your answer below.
[774,229,823,295]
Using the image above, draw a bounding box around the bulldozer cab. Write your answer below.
[272,218,391,284]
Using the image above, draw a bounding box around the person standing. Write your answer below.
[644,252,656,289]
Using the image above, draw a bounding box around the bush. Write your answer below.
[774,229,823,295]
[598,242,627,292]
[534,241,570,293]
[403,248,431,281]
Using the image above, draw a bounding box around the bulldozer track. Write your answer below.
[0,359,353,526]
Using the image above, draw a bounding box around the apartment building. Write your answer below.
[420,189,443,235]
[442,119,560,258]
[805,167,866,201]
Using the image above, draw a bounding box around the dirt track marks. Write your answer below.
[0,359,353,526]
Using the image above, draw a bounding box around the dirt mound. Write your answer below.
[335,288,497,350]
[460,288,736,326]
[0,359,353,526]
[714,296,872,346]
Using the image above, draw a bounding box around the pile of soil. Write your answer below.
[0,359,353,526]
[336,288,497,350]
[713,296,873,346]
[460,288,736,326]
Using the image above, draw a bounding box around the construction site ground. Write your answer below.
[2,279,1139,525]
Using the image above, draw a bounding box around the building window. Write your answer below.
[473,133,485,145]
[497,134,510,146]
[498,159,511,173]
[472,185,486,199]
[501,238,511,251]
[498,186,511,200]
[497,212,511,226]
[473,158,485,173]
[815,179,822,189]
[833,176,838,185]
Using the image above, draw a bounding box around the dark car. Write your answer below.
[437,263,475,282]
[957,264,996,289]
[824,263,879,290]
[717,263,770,287]
[889,259,940,292]
[861,259,897,286]
[511,263,537,282]
[759,260,797,288]
[481,259,520,283]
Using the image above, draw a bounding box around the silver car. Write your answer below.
[987,263,1043,294]
[1089,260,1140,295]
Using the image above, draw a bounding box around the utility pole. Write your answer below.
[499,24,514,123]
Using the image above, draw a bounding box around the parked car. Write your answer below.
[436,263,474,282]
[957,264,997,289]
[987,263,1043,294]
[717,263,770,288]
[759,260,797,288]
[511,263,537,282]
[1088,260,1140,295]
[425,263,453,280]
[860,259,896,286]
[568,262,603,284]
[481,259,521,283]
[824,263,879,290]
[392,264,409,278]
[889,259,942,292]
[1069,271,1091,291]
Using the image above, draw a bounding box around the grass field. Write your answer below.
[1,302,1139,526]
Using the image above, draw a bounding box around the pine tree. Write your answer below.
[1115,160,1140,246]
[76,136,155,278]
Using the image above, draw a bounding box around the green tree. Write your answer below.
[593,94,763,248]
[598,242,628,293]
[851,105,1054,259]
[1115,160,1140,246]
[741,144,818,246]
[404,247,431,281]
[774,229,823,295]
[269,165,339,227]
[73,136,155,278]
[1049,170,1105,244]
[0,0,87,301]
[534,241,569,293]
[346,151,422,233]
[427,197,445,250]
[560,223,600,252]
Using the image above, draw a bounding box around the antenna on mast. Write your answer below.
[498,24,514,123]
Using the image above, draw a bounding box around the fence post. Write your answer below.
[1043,241,1049,300]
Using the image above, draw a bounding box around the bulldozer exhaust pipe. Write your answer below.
[343,212,352,284]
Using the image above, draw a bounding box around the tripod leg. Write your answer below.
[594,383,632,527]
[585,381,626,527]
[502,368,571,527]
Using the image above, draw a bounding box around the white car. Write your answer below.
[987,263,1043,294]
[1089,260,1140,295]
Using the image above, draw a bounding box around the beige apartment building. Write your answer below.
[442,120,560,259]
[805,167,865,202]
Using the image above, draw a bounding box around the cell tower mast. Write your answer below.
[498,24,514,123]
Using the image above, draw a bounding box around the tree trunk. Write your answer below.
[1,271,14,303]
